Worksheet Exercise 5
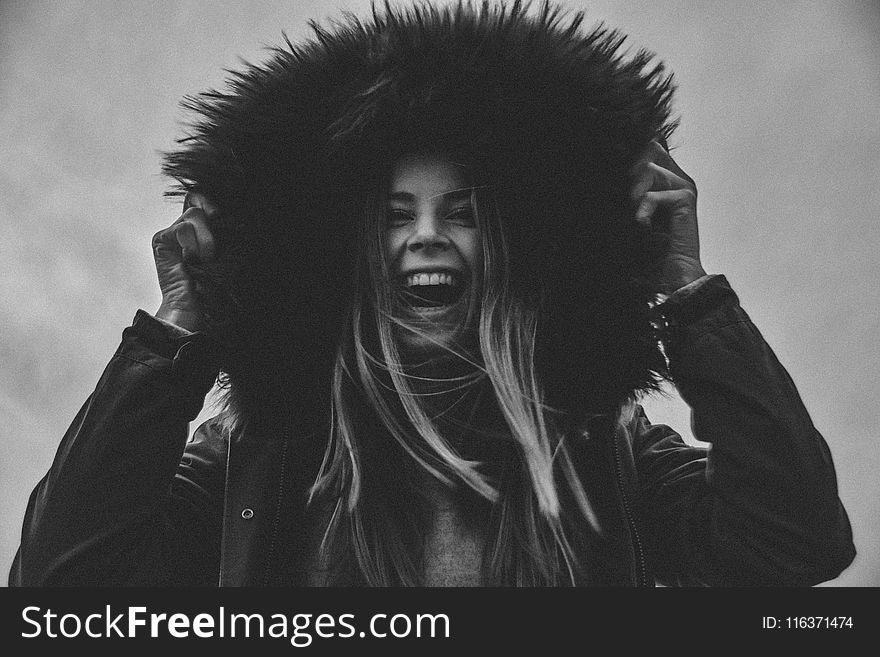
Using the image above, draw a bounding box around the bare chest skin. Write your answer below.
[298,479,488,586]
[421,481,487,587]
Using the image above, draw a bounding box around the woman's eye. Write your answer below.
[386,209,413,227]
[445,208,475,226]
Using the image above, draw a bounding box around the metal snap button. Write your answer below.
[241,508,254,520]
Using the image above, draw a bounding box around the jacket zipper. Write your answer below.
[262,439,290,586]
[218,431,234,587]
[612,437,649,587]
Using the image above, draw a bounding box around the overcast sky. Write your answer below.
[1,0,878,586]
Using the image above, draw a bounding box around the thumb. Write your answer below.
[175,220,200,263]
[184,191,219,218]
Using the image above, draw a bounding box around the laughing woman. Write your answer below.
[10,1,854,587]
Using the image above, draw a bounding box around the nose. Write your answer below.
[407,214,450,253]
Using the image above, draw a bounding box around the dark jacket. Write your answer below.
[9,275,855,586]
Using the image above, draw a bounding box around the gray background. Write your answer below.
[2,0,877,586]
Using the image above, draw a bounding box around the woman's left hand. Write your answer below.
[630,140,707,295]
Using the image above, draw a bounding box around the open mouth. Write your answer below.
[397,272,466,308]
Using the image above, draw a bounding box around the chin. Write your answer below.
[389,277,480,362]
[398,328,456,356]
[394,310,477,363]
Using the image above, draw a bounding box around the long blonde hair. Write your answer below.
[310,167,602,585]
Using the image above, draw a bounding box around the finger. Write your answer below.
[635,192,657,227]
[630,140,671,173]
[152,211,215,264]
[184,191,219,218]
[152,222,182,254]
[649,139,675,168]
[174,221,200,263]
[635,188,696,225]
[631,139,696,187]
[156,212,190,235]
[630,162,690,202]
[181,209,217,262]
[650,140,695,187]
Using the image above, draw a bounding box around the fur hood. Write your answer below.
[162,0,676,437]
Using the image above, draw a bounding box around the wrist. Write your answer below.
[155,302,202,333]
[660,263,707,296]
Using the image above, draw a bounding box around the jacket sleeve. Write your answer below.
[631,275,855,586]
[9,311,225,586]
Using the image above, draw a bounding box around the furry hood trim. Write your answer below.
[163,0,676,436]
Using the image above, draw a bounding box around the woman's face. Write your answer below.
[384,152,482,354]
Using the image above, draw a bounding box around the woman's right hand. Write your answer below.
[152,192,217,332]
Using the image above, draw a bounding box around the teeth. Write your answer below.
[407,273,458,287]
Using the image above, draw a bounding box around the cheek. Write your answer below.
[384,231,404,262]
[463,234,482,270]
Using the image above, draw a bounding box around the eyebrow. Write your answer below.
[387,187,478,203]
